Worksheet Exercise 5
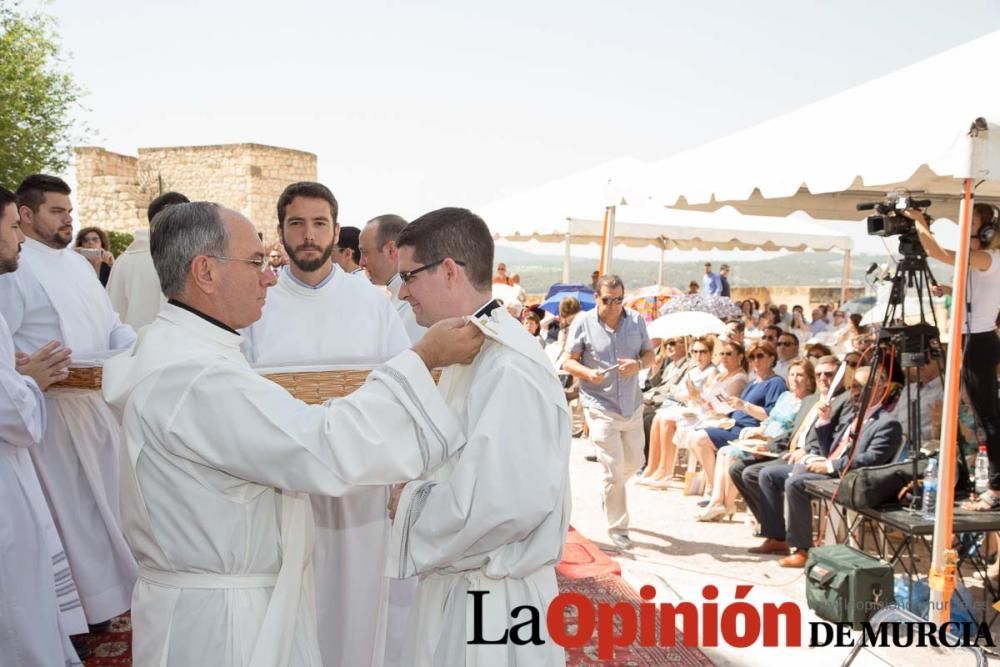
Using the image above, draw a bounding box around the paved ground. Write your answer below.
[567,436,998,667]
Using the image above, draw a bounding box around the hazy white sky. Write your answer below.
[25,0,1000,255]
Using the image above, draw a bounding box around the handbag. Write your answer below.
[834,457,928,511]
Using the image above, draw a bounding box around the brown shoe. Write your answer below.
[778,550,809,568]
[747,538,790,555]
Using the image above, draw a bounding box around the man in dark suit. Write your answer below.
[733,356,850,540]
[756,363,902,567]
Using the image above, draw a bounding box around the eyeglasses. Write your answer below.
[399,258,465,284]
[600,296,625,305]
[748,353,768,361]
[691,349,710,355]
[209,254,269,272]
[777,341,796,347]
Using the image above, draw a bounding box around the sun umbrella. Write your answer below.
[625,285,684,321]
[659,294,742,320]
[647,311,728,340]
[539,290,596,315]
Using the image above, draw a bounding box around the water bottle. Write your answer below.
[921,457,938,519]
[975,444,990,496]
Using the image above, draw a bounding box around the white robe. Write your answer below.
[387,274,427,343]
[388,309,571,666]
[0,312,85,667]
[107,228,165,331]
[241,268,411,667]
[102,303,466,667]
[0,237,138,623]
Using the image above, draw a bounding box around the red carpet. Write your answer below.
[84,528,711,666]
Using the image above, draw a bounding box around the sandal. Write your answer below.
[962,491,1000,512]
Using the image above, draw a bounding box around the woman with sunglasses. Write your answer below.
[638,337,724,487]
[697,360,815,521]
[687,341,786,502]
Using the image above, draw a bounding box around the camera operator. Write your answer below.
[906,204,1000,511]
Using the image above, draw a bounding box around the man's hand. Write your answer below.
[786,449,808,464]
[413,318,485,370]
[15,341,72,391]
[806,460,830,474]
[618,358,640,378]
[816,400,832,422]
[585,369,605,385]
[387,483,406,521]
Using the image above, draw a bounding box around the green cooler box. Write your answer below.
[805,544,895,628]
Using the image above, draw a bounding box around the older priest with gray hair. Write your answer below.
[102,202,484,667]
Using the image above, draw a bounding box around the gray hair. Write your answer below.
[595,274,624,293]
[150,202,229,298]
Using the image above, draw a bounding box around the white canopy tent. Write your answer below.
[637,30,1000,220]
[625,29,1000,622]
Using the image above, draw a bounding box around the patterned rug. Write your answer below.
[80,613,131,666]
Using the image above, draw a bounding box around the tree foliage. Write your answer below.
[107,230,133,258]
[0,1,85,187]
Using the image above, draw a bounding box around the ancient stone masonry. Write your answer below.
[74,143,317,243]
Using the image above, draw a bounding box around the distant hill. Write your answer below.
[495,247,954,295]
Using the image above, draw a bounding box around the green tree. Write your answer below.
[107,230,133,258]
[0,1,86,187]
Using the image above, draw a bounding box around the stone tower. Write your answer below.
[74,143,318,244]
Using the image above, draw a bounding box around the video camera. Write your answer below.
[858,193,932,237]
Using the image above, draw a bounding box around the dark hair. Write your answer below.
[764,325,782,338]
[366,214,408,249]
[16,174,71,213]
[148,192,190,225]
[0,186,16,210]
[595,274,624,293]
[779,331,799,344]
[746,341,777,368]
[721,340,749,372]
[336,226,361,263]
[276,182,339,228]
[396,207,493,291]
[75,226,109,250]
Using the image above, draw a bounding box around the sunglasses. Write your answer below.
[600,296,625,305]
[748,353,769,361]
[816,371,836,379]
[691,349,710,355]
[665,340,677,346]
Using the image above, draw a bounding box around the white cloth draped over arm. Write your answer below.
[162,350,465,496]
[0,323,45,448]
[387,361,569,579]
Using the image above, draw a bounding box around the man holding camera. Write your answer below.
[907,204,1000,511]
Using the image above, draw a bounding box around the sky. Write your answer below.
[23,0,1000,258]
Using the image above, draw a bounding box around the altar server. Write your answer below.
[360,214,427,342]
[0,185,87,666]
[0,175,138,628]
[387,207,571,666]
[242,182,411,667]
[102,201,483,667]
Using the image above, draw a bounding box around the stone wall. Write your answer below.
[74,143,317,243]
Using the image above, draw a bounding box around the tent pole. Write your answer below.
[603,206,617,274]
[598,207,610,275]
[562,233,571,283]
[928,178,974,625]
[657,243,665,289]
[840,249,852,304]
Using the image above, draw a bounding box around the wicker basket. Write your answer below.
[262,367,442,404]
[53,366,103,390]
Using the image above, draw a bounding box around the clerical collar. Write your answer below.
[167,299,240,336]
[474,299,502,318]
[285,264,336,290]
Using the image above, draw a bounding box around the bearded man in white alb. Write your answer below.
[102,201,484,667]
[0,185,87,666]
[107,191,189,331]
[242,182,411,667]
[387,207,571,666]
[0,175,138,631]
[360,213,427,343]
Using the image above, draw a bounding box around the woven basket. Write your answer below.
[263,367,442,404]
[53,366,103,390]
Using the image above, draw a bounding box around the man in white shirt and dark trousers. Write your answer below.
[563,275,655,550]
